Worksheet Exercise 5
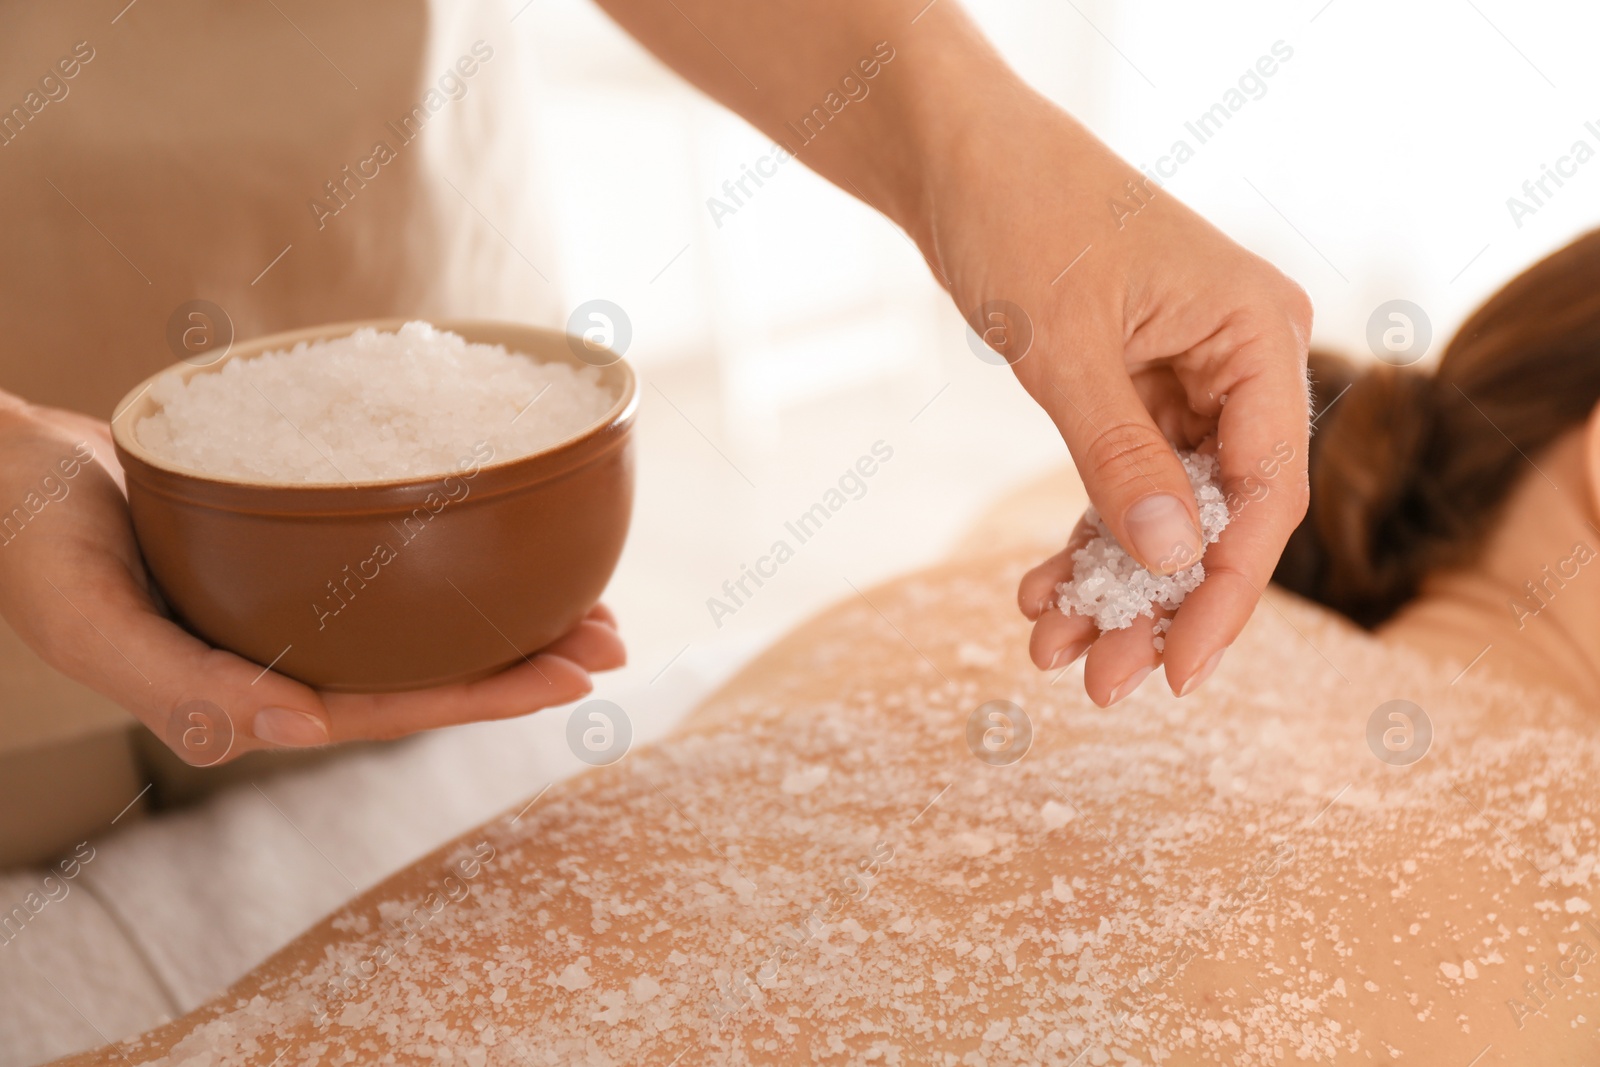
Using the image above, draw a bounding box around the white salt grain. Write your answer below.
[1153,617,1173,653]
[553,958,593,990]
[1040,800,1077,831]
[781,764,830,795]
[141,541,1600,1067]
[137,321,614,484]
[1057,451,1230,631]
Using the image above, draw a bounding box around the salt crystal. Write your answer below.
[781,764,830,795]
[553,958,593,990]
[1056,451,1230,631]
[952,831,994,858]
[138,321,614,484]
[133,542,1600,1067]
[957,642,1001,667]
[1040,800,1077,831]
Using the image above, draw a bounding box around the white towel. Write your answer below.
[0,651,731,1066]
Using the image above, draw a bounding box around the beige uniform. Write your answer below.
[0,0,559,865]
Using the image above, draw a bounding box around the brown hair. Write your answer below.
[1273,229,1600,628]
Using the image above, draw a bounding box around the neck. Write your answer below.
[1380,433,1600,706]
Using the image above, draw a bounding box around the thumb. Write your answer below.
[1046,368,1202,576]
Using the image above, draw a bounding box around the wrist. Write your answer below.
[900,84,1098,288]
[849,24,1034,249]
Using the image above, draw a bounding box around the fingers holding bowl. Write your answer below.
[541,608,626,672]
[318,652,595,742]
[312,603,625,742]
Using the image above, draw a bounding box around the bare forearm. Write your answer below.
[591,0,1022,243]
[597,0,1316,708]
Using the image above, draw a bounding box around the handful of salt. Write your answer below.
[1056,451,1231,635]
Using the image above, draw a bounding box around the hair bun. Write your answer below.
[1274,351,1441,627]
[1275,230,1600,628]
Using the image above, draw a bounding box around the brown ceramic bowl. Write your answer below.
[110,319,636,692]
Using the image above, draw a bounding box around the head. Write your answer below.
[1273,229,1600,628]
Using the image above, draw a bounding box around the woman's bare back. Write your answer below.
[62,548,1600,1066]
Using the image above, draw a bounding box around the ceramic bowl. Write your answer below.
[110,318,636,692]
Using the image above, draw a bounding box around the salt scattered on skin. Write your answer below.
[1057,450,1230,631]
[125,545,1600,1067]
[1040,799,1077,831]
[137,321,615,484]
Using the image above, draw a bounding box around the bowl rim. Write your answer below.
[109,317,638,492]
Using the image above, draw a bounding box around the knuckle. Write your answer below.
[1284,280,1314,327]
[1081,419,1178,497]
[1270,279,1315,347]
[1200,560,1259,599]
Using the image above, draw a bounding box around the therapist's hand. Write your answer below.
[591,0,1311,706]
[915,89,1312,705]
[0,395,624,765]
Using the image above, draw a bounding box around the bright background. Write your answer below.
[505,0,1600,752]
[11,4,1600,1059]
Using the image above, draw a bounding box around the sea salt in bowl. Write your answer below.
[110,319,636,692]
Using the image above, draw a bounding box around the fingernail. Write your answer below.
[253,707,329,747]
[1107,665,1154,706]
[1048,639,1091,671]
[1124,494,1201,575]
[1178,649,1226,697]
